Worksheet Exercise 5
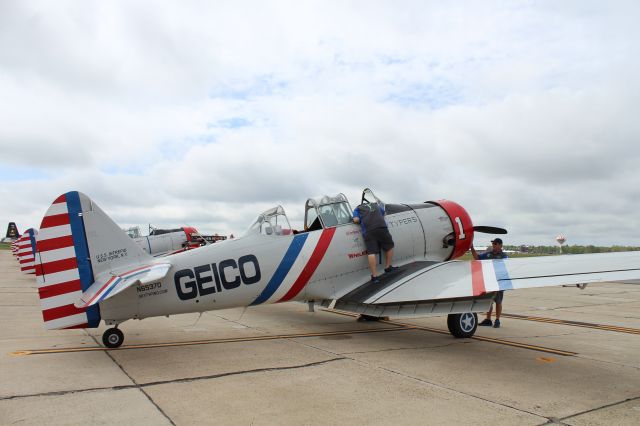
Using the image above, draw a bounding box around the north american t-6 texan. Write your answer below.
[33,189,640,348]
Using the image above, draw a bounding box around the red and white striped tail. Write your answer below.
[13,237,26,259]
[11,241,20,257]
[16,229,37,274]
[35,192,101,330]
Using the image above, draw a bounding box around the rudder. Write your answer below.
[16,228,37,274]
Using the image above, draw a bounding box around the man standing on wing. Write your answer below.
[353,200,396,284]
[471,238,508,328]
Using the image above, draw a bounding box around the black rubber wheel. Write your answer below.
[102,328,124,348]
[447,313,478,338]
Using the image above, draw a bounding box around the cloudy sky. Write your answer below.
[1,1,639,246]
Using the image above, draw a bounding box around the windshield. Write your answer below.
[243,205,293,237]
[305,193,353,230]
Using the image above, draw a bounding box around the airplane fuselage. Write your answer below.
[100,203,472,323]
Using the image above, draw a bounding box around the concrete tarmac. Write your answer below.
[1,250,639,425]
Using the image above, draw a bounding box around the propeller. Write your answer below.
[442,225,507,248]
[473,226,507,234]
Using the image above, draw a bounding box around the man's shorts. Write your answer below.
[494,290,504,304]
[364,227,395,254]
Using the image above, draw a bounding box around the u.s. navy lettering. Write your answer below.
[174,255,261,301]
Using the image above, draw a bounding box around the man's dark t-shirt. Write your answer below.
[353,202,386,235]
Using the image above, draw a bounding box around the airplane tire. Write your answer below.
[447,313,478,338]
[103,328,124,348]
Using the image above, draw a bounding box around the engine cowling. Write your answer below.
[183,226,205,248]
[429,200,474,260]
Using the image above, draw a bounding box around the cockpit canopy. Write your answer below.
[305,193,353,231]
[244,205,293,237]
[243,193,354,238]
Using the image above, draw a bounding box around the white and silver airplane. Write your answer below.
[33,190,640,348]
[128,225,206,257]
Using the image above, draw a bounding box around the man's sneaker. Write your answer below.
[493,319,501,328]
[479,319,493,326]
[371,276,380,284]
[384,266,398,273]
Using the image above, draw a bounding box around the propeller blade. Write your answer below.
[473,226,507,234]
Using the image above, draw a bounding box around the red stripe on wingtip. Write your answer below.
[36,235,75,252]
[41,213,70,229]
[471,260,486,296]
[38,280,83,299]
[53,194,67,204]
[278,227,337,302]
[35,257,78,276]
[42,304,86,322]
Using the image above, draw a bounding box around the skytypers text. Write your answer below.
[174,255,261,300]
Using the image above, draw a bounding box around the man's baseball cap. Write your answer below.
[491,238,503,244]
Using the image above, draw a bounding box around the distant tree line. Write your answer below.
[505,245,640,255]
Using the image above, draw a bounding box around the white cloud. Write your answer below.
[1,0,639,246]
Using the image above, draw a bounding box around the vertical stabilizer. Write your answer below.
[35,193,101,329]
[3,222,20,241]
[16,229,37,274]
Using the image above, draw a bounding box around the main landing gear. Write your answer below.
[103,327,124,348]
[447,313,478,338]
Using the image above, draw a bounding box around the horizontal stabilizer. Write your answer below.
[75,263,171,308]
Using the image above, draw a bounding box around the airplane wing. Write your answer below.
[75,263,172,309]
[330,252,640,316]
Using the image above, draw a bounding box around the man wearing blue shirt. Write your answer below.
[353,201,396,284]
[471,238,508,328]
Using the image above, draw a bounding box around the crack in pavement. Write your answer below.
[0,357,347,402]
[86,331,177,426]
[542,300,639,310]
[557,395,640,423]
[538,417,571,425]
[574,354,640,371]
[140,357,347,388]
[341,342,463,355]
[500,331,594,340]
[210,312,272,334]
[289,338,549,422]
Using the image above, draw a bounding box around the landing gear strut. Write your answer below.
[102,327,124,348]
[447,313,478,338]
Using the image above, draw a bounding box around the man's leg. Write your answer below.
[493,291,503,328]
[479,303,494,326]
[384,248,394,269]
[367,254,377,277]
[495,302,502,320]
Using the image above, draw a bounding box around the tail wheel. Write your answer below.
[447,313,478,338]
[103,328,124,348]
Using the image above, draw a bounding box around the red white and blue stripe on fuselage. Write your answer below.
[250,228,336,305]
